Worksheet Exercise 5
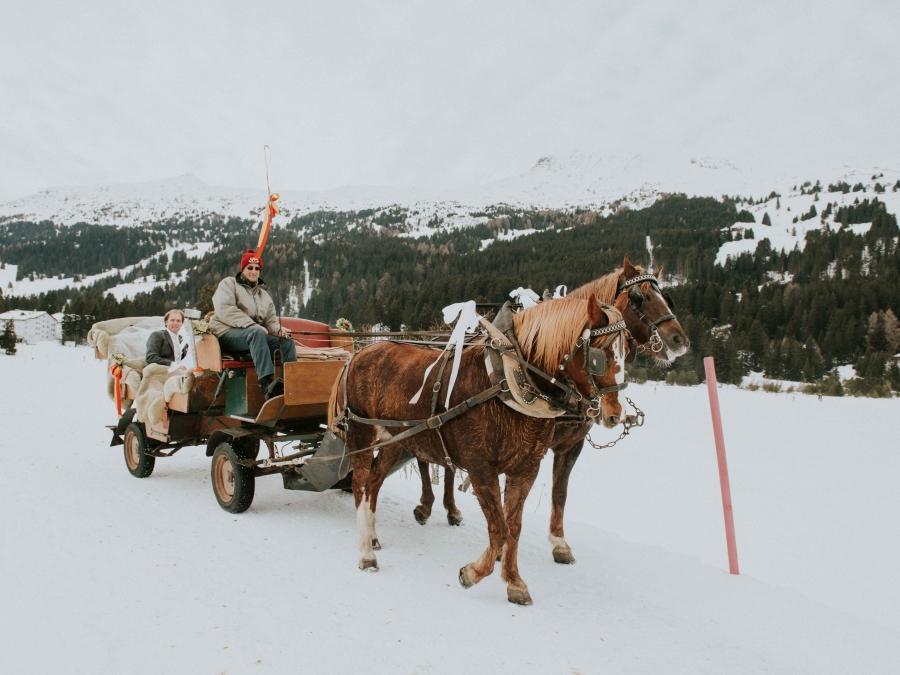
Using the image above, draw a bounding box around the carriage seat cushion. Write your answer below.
[221,353,285,369]
[220,351,254,363]
[280,318,332,348]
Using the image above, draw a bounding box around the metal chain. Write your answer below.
[584,397,645,450]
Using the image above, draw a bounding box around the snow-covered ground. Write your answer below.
[2,344,898,673]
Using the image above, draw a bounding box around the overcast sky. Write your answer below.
[1,0,898,202]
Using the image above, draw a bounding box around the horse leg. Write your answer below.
[413,459,436,525]
[362,442,403,555]
[549,440,584,564]
[350,430,379,571]
[350,426,401,570]
[443,467,463,526]
[458,471,507,589]
[501,463,542,605]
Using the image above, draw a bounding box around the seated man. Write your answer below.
[146,309,189,370]
[209,249,297,400]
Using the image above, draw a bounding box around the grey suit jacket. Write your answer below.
[146,330,187,367]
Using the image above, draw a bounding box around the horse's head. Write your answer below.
[513,294,631,427]
[618,254,689,362]
[560,294,630,428]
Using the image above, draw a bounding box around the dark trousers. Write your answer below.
[218,327,297,380]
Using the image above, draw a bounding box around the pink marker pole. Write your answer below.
[703,356,740,575]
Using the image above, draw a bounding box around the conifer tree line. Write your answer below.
[2,195,898,392]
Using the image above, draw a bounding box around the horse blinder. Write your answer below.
[628,285,644,310]
[662,291,676,311]
[586,343,606,378]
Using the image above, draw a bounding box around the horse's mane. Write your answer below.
[567,265,647,304]
[513,297,595,373]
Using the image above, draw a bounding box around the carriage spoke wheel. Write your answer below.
[211,442,255,513]
[123,423,155,478]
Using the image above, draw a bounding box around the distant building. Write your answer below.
[52,312,65,341]
[0,310,58,344]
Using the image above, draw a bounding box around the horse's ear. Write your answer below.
[614,291,628,314]
[623,253,638,278]
[654,264,664,279]
[587,297,605,327]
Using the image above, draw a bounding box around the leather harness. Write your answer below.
[331,305,630,468]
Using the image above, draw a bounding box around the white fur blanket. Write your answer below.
[133,364,195,425]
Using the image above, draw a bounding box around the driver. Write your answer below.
[209,249,297,400]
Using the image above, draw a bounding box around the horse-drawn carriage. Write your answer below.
[92,315,413,513]
[92,256,687,605]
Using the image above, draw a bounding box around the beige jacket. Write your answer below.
[209,274,282,338]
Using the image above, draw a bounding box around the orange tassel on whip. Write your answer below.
[255,192,279,259]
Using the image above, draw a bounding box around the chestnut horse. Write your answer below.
[414,254,689,565]
[330,294,630,605]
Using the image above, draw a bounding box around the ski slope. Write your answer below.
[1,343,897,674]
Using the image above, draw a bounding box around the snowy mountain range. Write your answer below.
[4,153,897,227]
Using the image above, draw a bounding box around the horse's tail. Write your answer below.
[328,359,351,439]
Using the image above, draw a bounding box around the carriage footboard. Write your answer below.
[282,432,415,492]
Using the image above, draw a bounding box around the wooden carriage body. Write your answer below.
[99,317,415,511]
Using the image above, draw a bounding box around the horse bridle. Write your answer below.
[617,273,676,353]
[555,303,630,418]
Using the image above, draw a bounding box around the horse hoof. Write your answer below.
[458,565,476,589]
[413,506,429,526]
[553,549,576,565]
[359,558,379,572]
[447,512,463,526]
[507,587,533,606]
[372,538,382,551]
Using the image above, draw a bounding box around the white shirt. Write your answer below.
[166,328,187,371]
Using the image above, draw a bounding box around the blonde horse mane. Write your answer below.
[567,265,647,304]
[512,297,598,374]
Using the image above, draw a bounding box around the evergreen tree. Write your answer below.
[0,320,16,355]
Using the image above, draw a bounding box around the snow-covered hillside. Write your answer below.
[2,242,214,299]
[3,154,898,229]
[716,173,900,265]
[2,343,898,673]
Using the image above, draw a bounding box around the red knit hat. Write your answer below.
[240,249,263,271]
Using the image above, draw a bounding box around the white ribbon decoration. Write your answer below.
[409,300,481,408]
[167,327,195,373]
[509,287,540,309]
[553,285,567,299]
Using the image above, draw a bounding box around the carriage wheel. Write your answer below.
[124,423,155,478]
[211,442,255,513]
